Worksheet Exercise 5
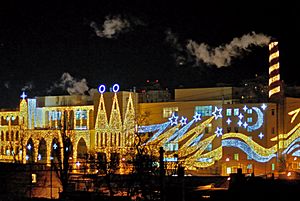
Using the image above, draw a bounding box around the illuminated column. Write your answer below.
[268,41,281,99]
[46,140,52,166]
[33,142,39,163]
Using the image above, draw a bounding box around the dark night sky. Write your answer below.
[0,0,298,108]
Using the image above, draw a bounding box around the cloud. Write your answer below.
[186,32,271,67]
[48,72,97,96]
[90,15,131,39]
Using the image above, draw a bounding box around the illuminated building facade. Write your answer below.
[2,85,300,176]
[0,89,138,171]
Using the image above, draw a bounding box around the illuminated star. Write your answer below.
[25,155,29,161]
[20,91,27,100]
[261,104,267,110]
[53,143,58,150]
[243,121,248,128]
[226,118,232,125]
[212,107,222,120]
[238,113,244,120]
[27,144,32,150]
[215,127,223,137]
[38,154,42,161]
[193,112,202,122]
[168,113,178,126]
[180,116,188,126]
[258,132,264,139]
[237,120,243,127]
[243,105,248,112]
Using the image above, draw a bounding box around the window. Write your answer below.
[205,124,212,134]
[234,108,239,116]
[194,106,213,117]
[247,117,252,123]
[226,108,232,116]
[234,153,239,161]
[272,109,275,116]
[272,163,275,171]
[247,109,252,114]
[163,107,178,118]
[76,110,87,120]
[226,167,231,174]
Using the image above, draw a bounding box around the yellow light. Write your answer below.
[269,86,281,98]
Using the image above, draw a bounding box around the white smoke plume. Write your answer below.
[21,82,34,91]
[90,15,130,39]
[186,32,271,67]
[49,73,97,96]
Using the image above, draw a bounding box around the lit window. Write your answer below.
[163,107,178,118]
[234,153,239,161]
[226,167,231,174]
[247,117,252,123]
[272,163,275,171]
[195,106,213,117]
[234,108,239,116]
[226,108,232,116]
[247,109,252,114]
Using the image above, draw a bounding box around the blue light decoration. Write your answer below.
[292,150,300,157]
[165,120,195,144]
[258,132,264,139]
[20,91,27,99]
[226,118,232,125]
[222,139,276,162]
[180,116,188,126]
[212,106,222,120]
[197,157,213,163]
[193,112,202,122]
[98,84,106,94]
[53,143,58,150]
[243,105,248,112]
[112,84,120,93]
[138,122,170,143]
[247,107,264,131]
[261,103,267,110]
[168,112,178,126]
[238,113,244,120]
[27,144,32,150]
[215,127,223,137]
[286,144,300,154]
[237,120,243,127]
[282,137,300,154]
[38,154,42,161]
[25,155,29,161]
[188,133,204,147]
[243,121,248,128]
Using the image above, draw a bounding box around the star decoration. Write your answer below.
[27,144,32,150]
[53,143,58,150]
[20,91,27,100]
[226,118,232,125]
[237,120,243,127]
[193,112,202,122]
[243,121,248,128]
[238,113,244,120]
[261,104,267,110]
[38,154,42,161]
[243,105,248,112]
[212,106,222,120]
[168,113,178,126]
[25,155,29,161]
[258,132,264,139]
[215,127,223,137]
[180,116,188,126]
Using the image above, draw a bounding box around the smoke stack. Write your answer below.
[268,40,282,101]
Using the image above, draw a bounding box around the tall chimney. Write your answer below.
[268,40,282,101]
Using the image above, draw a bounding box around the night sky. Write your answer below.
[0,0,297,108]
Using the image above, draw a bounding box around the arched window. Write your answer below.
[1,131,4,141]
[11,131,14,142]
[6,131,9,141]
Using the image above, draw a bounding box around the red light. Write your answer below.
[155,79,158,83]
[146,80,149,83]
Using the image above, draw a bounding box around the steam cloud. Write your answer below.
[48,73,97,96]
[22,82,34,91]
[186,32,271,67]
[90,15,130,39]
